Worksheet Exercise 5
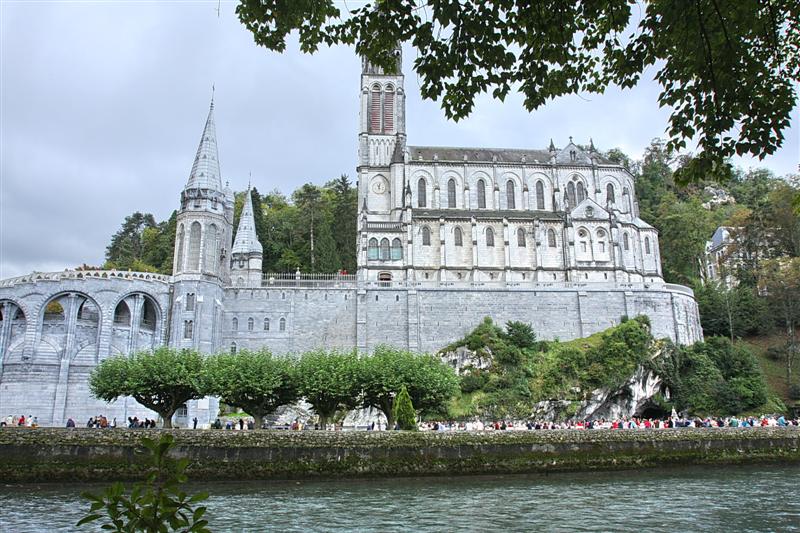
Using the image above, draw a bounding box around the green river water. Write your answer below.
[1,464,798,532]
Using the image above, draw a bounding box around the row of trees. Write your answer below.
[89,346,458,429]
[103,175,358,274]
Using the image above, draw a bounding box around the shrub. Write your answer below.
[788,384,800,401]
[393,385,417,430]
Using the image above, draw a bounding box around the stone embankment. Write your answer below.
[1,427,798,483]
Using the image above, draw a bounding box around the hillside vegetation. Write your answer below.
[442,317,776,420]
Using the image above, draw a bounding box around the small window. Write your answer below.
[548,229,557,247]
[279,317,286,331]
[185,293,195,312]
[183,320,193,340]
[447,179,457,208]
[506,181,516,209]
[536,181,545,210]
[232,317,238,331]
[606,183,615,204]
[567,182,576,208]
[264,318,270,331]
[517,228,526,247]
[645,237,651,255]
[577,182,586,203]
[454,227,463,247]
[368,238,379,260]
[422,227,431,246]
[599,241,606,252]
[391,238,403,260]
[379,238,390,260]
[597,229,606,238]
[248,317,254,331]
[417,178,427,208]
[477,180,486,208]
[623,233,630,251]
[230,342,237,355]
[581,242,587,252]
[486,228,495,247]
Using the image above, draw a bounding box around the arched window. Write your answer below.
[369,84,382,133]
[379,238,390,260]
[517,228,526,247]
[183,320,193,340]
[486,227,495,247]
[606,183,615,204]
[279,317,286,331]
[383,85,395,133]
[248,317,254,331]
[567,182,577,208]
[188,221,202,271]
[506,181,516,209]
[577,181,586,203]
[176,224,185,272]
[230,342,237,355]
[477,180,486,208]
[623,232,630,251]
[391,238,403,260]
[645,236,651,254]
[264,317,270,331]
[368,238,379,260]
[447,179,456,208]
[232,317,238,331]
[185,293,195,312]
[548,229,557,247]
[454,227,463,247]
[417,178,427,208]
[536,181,545,210]
[422,227,431,246]
[204,223,218,273]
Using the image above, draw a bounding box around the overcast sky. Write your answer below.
[1,1,798,279]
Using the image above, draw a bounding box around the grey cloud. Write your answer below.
[1,1,797,279]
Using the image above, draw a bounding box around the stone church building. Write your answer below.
[0,53,702,427]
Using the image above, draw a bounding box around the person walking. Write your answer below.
[193,417,198,429]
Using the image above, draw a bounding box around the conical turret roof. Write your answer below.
[185,99,223,192]
[232,188,263,255]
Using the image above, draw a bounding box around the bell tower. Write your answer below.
[170,97,234,353]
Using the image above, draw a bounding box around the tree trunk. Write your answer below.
[381,398,395,430]
[319,413,329,430]
[161,411,174,428]
[253,413,264,430]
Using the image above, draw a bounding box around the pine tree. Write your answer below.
[392,385,417,431]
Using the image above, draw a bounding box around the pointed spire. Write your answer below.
[548,138,556,152]
[589,138,596,152]
[185,97,223,192]
[232,188,263,255]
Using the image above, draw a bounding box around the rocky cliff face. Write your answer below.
[531,364,667,421]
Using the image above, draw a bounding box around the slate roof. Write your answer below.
[407,144,615,166]
[185,99,223,192]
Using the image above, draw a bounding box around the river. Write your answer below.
[1,464,798,532]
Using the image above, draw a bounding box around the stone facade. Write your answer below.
[0,55,702,427]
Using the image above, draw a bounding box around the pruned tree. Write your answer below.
[295,349,362,429]
[203,349,298,429]
[89,347,205,428]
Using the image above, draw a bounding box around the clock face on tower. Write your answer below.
[372,180,387,194]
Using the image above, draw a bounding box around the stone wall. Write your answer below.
[1,427,797,482]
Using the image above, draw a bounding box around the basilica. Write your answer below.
[0,53,702,427]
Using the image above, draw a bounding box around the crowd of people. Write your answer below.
[419,414,800,432]
[1,415,38,427]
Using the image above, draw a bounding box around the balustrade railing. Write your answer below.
[0,269,172,288]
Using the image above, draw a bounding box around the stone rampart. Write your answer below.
[0,427,797,483]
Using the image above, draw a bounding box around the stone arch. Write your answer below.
[113,300,132,326]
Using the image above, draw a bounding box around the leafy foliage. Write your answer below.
[203,350,298,429]
[295,349,362,429]
[651,337,768,415]
[89,348,205,428]
[77,434,209,532]
[360,345,458,428]
[392,385,417,431]
[237,0,799,184]
[105,212,176,274]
